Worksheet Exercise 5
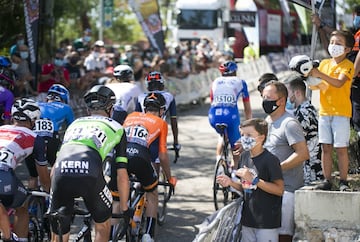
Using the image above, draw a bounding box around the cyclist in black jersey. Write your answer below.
[48,85,130,242]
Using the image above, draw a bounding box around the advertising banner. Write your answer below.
[129,0,165,57]
[23,0,39,80]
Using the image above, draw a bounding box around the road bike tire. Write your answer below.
[28,216,41,242]
[157,170,171,226]
[111,216,131,242]
[28,196,49,241]
[213,159,230,211]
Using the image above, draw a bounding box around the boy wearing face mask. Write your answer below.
[216,118,284,242]
[307,30,355,192]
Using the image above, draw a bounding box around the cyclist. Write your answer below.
[121,92,177,242]
[136,71,181,159]
[48,85,130,242]
[0,98,50,242]
[208,61,252,168]
[25,84,75,188]
[0,67,15,125]
[106,64,142,124]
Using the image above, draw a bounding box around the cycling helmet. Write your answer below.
[84,85,116,111]
[145,71,165,91]
[12,98,41,122]
[0,68,15,89]
[219,61,238,75]
[113,64,134,82]
[143,92,166,110]
[47,84,70,104]
[0,56,11,68]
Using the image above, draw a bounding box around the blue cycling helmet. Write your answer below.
[0,56,11,68]
[47,84,70,104]
[219,61,238,76]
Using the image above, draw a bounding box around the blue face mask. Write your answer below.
[54,59,64,67]
[20,51,29,59]
[286,97,295,110]
[84,36,91,42]
[354,16,360,29]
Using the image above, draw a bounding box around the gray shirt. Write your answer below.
[264,112,306,192]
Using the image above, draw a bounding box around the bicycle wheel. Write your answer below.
[28,196,49,241]
[28,216,41,242]
[213,159,230,210]
[157,169,170,226]
[112,217,131,242]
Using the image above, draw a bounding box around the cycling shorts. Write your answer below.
[0,169,27,208]
[50,144,112,235]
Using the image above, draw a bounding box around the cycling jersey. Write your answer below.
[0,125,47,169]
[136,91,177,119]
[62,115,127,167]
[208,76,250,148]
[0,86,14,123]
[106,82,142,113]
[36,101,74,136]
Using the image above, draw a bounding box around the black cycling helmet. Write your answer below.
[145,71,165,91]
[219,61,238,76]
[113,64,134,82]
[84,85,116,113]
[0,68,15,89]
[12,98,41,122]
[144,92,166,111]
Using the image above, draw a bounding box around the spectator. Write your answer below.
[257,73,278,96]
[37,49,70,101]
[217,118,284,242]
[83,40,108,80]
[307,30,355,191]
[243,42,257,64]
[9,33,26,55]
[262,81,309,242]
[284,74,323,185]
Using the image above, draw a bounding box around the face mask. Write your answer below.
[354,16,360,29]
[11,63,19,70]
[328,44,345,58]
[286,97,295,110]
[84,36,91,42]
[54,59,64,66]
[93,51,100,58]
[262,99,279,114]
[240,136,257,151]
[17,39,24,46]
[20,51,29,59]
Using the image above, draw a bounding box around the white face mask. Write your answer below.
[328,44,345,58]
[20,51,29,59]
[240,136,257,151]
[11,62,19,70]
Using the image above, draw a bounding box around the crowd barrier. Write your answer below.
[165,45,329,106]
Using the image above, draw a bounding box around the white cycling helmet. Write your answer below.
[113,64,134,82]
[12,98,41,122]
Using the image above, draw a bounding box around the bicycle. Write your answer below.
[45,201,93,242]
[111,174,175,241]
[212,123,235,211]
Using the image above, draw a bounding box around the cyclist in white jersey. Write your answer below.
[0,98,50,242]
[208,61,252,168]
[106,64,142,124]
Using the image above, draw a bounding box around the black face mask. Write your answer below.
[262,99,279,114]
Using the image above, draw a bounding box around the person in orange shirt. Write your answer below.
[111,92,177,242]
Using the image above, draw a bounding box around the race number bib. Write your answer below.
[0,149,15,168]
[63,126,107,149]
[34,119,54,135]
[125,125,148,146]
[214,94,236,105]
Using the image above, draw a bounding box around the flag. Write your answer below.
[129,0,165,57]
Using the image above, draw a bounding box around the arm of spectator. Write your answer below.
[354,51,360,79]
[311,13,334,52]
[311,68,351,88]
[281,140,309,171]
[242,100,252,120]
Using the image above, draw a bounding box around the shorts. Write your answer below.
[241,225,279,242]
[278,191,295,236]
[0,169,27,208]
[50,144,112,235]
[318,116,350,147]
[208,106,240,148]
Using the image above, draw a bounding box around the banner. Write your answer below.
[23,0,39,84]
[129,0,165,57]
[103,0,113,28]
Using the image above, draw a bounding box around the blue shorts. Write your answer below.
[318,116,350,147]
[208,106,240,148]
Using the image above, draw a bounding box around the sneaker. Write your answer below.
[142,234,154,242]
[314,179,332,190]
[339,180,351,192]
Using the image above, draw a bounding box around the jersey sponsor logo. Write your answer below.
[100,185,113,208]
[57,160,89,174]
[126,147,139,155]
